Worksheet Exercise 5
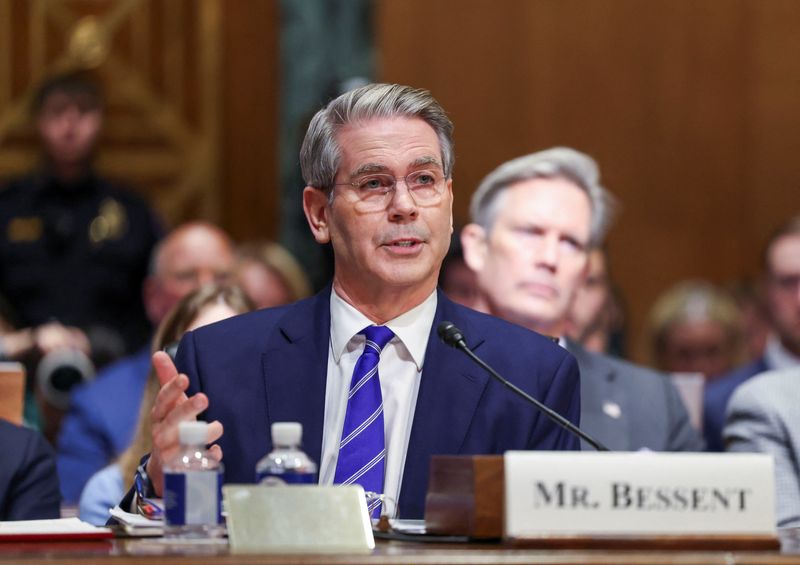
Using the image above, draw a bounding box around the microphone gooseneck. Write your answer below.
[437,321,609,452]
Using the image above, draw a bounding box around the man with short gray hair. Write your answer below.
[128,84,581,520]
[462,147,703,451]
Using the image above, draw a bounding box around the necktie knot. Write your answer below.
[360,325,394,354]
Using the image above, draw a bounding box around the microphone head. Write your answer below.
[437,321,466,348]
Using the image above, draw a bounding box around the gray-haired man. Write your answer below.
[462,147,704,451]
[129,85,582,520]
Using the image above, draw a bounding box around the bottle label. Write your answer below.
[256,471,317,486]
[164,471,223,526]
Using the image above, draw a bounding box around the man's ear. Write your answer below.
[446,178,454,235]
[303,186,331,244]
[460,223,488,272]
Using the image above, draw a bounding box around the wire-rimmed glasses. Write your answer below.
[332,169,446,211]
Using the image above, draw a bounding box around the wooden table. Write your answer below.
[2,530,800,565]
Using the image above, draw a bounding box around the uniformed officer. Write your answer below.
[0,72,162,433]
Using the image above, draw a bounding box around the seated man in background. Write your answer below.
[725,367,800,527]
[57,221,236,504]
[705,216,800,451]
[461,147,703,452]
[438,232,488,312]
[565,247,626,357]
[134,83,581,520]
[0,419,60,520]
[0,72,163,436]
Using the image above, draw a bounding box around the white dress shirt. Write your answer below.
[319,289,436,518]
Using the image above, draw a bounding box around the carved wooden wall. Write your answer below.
[0,0,278,239]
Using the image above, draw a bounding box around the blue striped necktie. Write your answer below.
[334,325,394,518]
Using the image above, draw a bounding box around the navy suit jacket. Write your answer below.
[703,357,769,452]
[175,288,581,519]
[0,419,61,520]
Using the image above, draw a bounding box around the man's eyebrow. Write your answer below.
[352,163,390,177]
[410,156,442,169]
[351,157,442,178]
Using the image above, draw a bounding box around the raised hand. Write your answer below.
[145,351,224,495]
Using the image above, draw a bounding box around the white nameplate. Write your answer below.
[224,485,374,553]
[504,452,775,538]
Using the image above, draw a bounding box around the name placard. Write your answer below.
[504,452,775,538]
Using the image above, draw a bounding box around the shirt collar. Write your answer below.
[329,288,438,372]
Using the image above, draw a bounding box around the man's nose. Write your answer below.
[536,234,560,269]
[387,181,418,219]
[195,269,217,287]
[59,107,82,127]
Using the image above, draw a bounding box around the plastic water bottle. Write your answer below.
[164,421,224,539]
[255,422,318,485]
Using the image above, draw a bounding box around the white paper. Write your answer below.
[0,517,111,536]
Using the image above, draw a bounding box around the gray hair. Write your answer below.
[299,83,454,191]
[469,147,617,248]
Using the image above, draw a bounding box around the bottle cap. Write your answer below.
[178,421,208,445]
[271,422,302,446]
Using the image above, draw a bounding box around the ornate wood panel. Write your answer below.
[0,0,222,225]
[377,0,800,362]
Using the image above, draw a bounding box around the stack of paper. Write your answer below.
[108,506,163,537]
[0,517,113,541]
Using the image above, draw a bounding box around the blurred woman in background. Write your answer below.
[78,284,253,524]
[647,280,745,380]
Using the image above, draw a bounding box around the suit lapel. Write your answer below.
[568,341,628,451]
[262,289,331,466]
[399,293,491,516]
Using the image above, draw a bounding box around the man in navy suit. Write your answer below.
[142,84,580,519]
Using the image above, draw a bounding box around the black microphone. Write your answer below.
[438,321,609,451]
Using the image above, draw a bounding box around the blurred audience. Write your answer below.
[235,240,311,308]
[704,215,800,451]
[56,221,235,504]
[79,283,253,525]
[647,280,745,380]
[439,232,487,312]
[462,147,703,451]
[0,72,162,435]
[565,247,626,357]
[725,367,800,527]
[0,419,60,520]
[728,279,772,363]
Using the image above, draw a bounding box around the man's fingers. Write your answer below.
[207,420,224,446]
[150,374,189,422]
[152,393,209,451]
[152,351,179,386]
[207,444,223,463]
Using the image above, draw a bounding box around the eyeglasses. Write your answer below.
[769,274,800,292]
[332,170,446,211]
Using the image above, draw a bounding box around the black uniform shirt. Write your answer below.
[0,170,162,357]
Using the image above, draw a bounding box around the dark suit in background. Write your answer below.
[175,288,582,519]
[0,419,60,520]
[703,357,770,451]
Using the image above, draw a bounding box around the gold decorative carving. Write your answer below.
[68,16,108,69]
